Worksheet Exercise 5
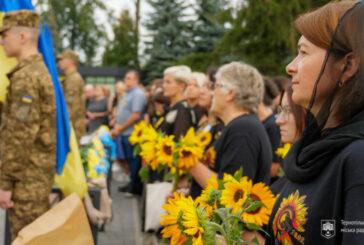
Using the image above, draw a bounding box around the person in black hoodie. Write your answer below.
[264,2,364,245]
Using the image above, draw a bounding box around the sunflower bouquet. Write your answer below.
[161,169,277,245]
[129,121,212,191]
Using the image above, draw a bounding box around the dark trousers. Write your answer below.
[121,135,143,195]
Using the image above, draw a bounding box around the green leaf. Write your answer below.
[245,223,269,236]
[234,167,243,181]
[244,201,266,213]
[212,208,229,222]
[173,152,179,165]
[133,144,141,157]
[138,165,149,182]
[206,221,223,233]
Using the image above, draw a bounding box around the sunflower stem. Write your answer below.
[172,172,180,192]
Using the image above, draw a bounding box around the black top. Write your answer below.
[265,110,364,245]
[190,114,272,198]
[189,122,224,198]
[262,113,281,163]
[160,100,196,138]
[192,104,205,126]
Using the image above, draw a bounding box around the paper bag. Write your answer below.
[12,193,94,245]
[144,182,172,232]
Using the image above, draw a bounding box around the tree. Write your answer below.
[173,0,228,72]
[35,0,107,65]
[102,10,137,67]
[143,0,194,82]
[213,0,332,75]
[193,0,226,53]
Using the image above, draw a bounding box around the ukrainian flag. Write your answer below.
[0,0,87,198]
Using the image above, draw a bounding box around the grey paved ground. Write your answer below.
[0,209,4,245]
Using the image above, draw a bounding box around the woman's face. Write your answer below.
[186,79,201,100]
[286,36,330,112]
[275,93,298,144]
[199,80,213,109]
[210,79,227,118]
[163,74,184,99]
[95,86,104,98]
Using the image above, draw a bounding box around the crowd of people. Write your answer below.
[1,0,364,244]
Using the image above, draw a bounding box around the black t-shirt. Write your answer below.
[265,139,364,245]
[189,122,224,198]
[262,114,281,163]
[190,114,272,198]
[160,100,196,138]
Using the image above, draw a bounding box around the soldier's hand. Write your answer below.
[0,189,14,209]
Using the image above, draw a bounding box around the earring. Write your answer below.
[339,79,344,88]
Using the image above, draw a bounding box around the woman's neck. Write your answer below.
[170,94,185,107]
[258,104,272,121]
[187,98,198,108]
[221,108,249,125]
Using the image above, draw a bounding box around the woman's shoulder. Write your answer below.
[229,114,265,132]
[339,139,364,191]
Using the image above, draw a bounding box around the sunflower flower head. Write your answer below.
[129,120,147,145]
[196,175,221,216]
[156,134,175,166]
[139,141,159,170]
[160,193,189,245]
[242,182,277,226]
[197,131,212,149]
[176,145,202,170]
[161,193,208,245]
[220,176,252,214]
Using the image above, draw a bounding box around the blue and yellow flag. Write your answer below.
[0,0,87,198]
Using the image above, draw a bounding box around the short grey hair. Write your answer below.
[216,62,264,114]
[164,65,192,85]
[191,72,207,89]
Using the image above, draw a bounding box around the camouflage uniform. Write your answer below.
[62,71,86,143]
[57,50,86,143]
[0,11,57,240]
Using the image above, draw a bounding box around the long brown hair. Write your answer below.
[295,2,355,50]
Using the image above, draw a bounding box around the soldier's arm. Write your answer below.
[38,75,56,146]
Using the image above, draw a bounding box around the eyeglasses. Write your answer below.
[214,82,225,89]
[277,105,292,121]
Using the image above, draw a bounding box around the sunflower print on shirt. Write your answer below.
[273,190,308,245]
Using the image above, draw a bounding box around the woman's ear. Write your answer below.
[341,52,360,84]
[179,82,187,93]
[226,89,235,103]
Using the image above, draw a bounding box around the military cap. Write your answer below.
[56,50,79,64]
[0,10,39,34]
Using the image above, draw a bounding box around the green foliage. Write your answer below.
[35,0,107,65]
[102,10,138,67]
[173,0,332,76]
[138,165,149,182]
[193,0,227,53]
[143,0,194,83]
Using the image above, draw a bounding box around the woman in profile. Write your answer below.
[264,2,364,244]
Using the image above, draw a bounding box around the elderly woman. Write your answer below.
[189,62,272,193]
[187,72,207,125]
[264,2,364,244]
[161,65,196,137]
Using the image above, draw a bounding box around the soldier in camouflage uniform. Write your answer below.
[0,10,56,240]
[57,50,86,143]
